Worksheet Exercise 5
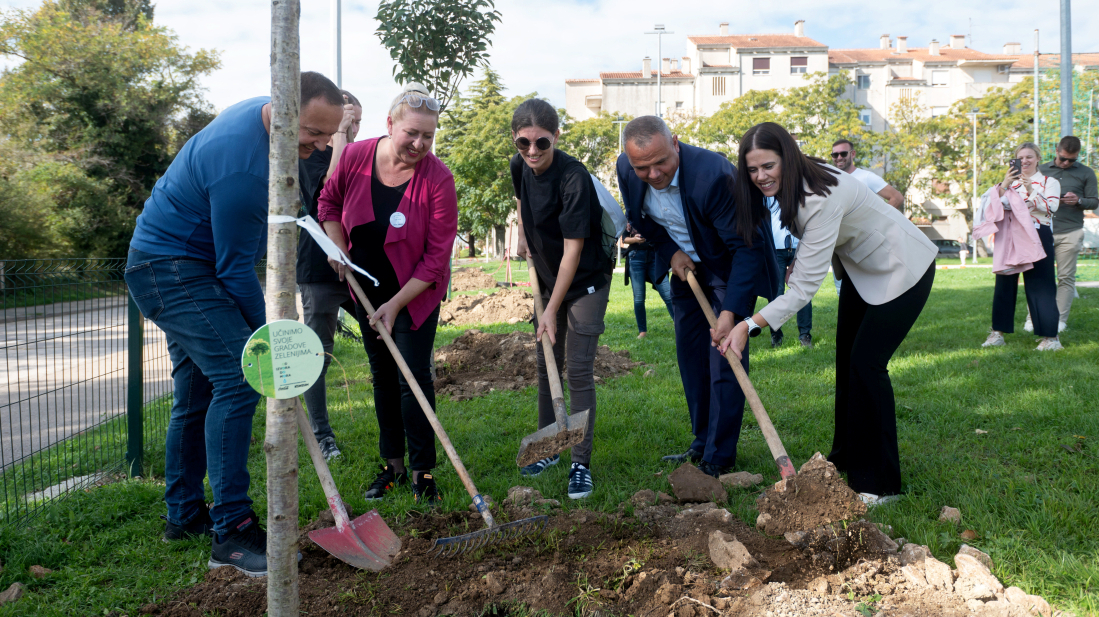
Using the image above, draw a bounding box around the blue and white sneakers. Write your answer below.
[567,463,593,499]
[520,454,559,477]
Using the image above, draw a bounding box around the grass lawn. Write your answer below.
[1,264,1097,616]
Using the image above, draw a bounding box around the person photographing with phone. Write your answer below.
[976,142,1061,350]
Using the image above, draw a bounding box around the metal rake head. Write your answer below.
[431,515,548,557]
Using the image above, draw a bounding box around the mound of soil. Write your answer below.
[439,288,533,326]
[433,330,641,401]
[755,453,866,536]
[449,267,498,292]
[146,496,1008,617]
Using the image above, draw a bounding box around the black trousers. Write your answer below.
[357,305,440,471]
[829,263,935,495]
[992,224,1058,338]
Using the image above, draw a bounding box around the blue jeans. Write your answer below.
[627,249,674,333]
[125,250,262,535]
[772,248,812,337]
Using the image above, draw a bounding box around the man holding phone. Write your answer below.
[1040,136,1098,331]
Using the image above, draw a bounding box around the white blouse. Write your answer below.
[1000,172,1061,227]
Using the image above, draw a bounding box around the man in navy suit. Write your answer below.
[616,116,776,477]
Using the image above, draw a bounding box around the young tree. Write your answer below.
[374,0,501,112]
[778,73,868,158]
[863,93,943,215]
[245,338,271,395]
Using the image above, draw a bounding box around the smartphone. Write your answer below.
[1010,158,1022,176]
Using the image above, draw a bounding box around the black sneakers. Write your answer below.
[162,504,214,542]
[520,454,560,477]
[567,463,594,499]
[318,436,341,462]
[412,473,442,506]
[208,512,267,577]
[799,333,813,348]
[364,465,409,501]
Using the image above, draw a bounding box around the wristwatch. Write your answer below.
[743,316,762,338]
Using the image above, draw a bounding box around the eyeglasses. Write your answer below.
[389,92,440,114]
[1058,155,1078,164]
[514,136,554,151]
[830,151,851,159]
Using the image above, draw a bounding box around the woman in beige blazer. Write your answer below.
[719,123,938,504]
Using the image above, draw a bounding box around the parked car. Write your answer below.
[932,239,965,258]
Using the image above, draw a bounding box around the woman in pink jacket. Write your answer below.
[319,83,458,505]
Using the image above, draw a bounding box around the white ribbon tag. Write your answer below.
[268,215,379,286]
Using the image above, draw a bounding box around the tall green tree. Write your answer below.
[374,0,501,112]
[558,111,631,184]
[694,89,781,153]
[0,0,220,257]
[863,93,944,215]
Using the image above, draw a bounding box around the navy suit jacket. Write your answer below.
[616,142,778,317]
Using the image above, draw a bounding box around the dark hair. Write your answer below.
[511,98,559,134]
[1058,135,1082,154]
[831,138,854,150]
[735,122,841,242]
[623,116,673,149]
[301,71,343,108]
[340,89,361,108]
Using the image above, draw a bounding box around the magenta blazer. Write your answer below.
[318,136,458,329]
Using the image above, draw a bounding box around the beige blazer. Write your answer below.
[759,165,937,329]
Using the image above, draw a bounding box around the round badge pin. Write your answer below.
[389,211,406,228]
[241,320,325,399]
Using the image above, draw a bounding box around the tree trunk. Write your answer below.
[494,225,506,259]
[468,235,476,258]
[266,1,301,615]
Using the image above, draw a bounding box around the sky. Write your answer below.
[3,0,1098,130]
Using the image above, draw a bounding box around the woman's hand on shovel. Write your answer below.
[536,305,558,345]
[721,321,750,360]
[369,299,400,336]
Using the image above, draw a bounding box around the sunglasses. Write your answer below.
[831,151,851,158]
[390,92,440,114]
[1058,155,1078,164]
[514,136,554,151]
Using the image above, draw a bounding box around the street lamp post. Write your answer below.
[331,0,342,87]
[613,116,628,153]
[645,25,674,118]
[967,109,986,265]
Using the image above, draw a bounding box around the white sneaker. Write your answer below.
[858,493,902,507]
[1058,321,1067,333]
[1023,316,1034,332]
[1036,337,1063,351]
[981,331,1005,347]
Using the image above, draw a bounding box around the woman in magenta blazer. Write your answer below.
[318,83,458,506]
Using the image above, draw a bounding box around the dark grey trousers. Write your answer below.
[300,281,351,443]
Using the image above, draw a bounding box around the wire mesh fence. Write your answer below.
[0,259,172,526]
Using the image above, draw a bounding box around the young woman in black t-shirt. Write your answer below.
[510,99,610,499]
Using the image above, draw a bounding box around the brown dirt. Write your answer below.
[515,422,588,467]
[434,330,642,401]
[439,288,534,326]
[144,498,985,617]
[755,453,867,537]
[449,267,499,293]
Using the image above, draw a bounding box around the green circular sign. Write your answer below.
[241,320,325,399]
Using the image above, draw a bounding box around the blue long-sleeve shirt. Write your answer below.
[130,97,270,330]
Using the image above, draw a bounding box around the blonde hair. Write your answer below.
[1016,141,1041,159]
[389,82,440,123]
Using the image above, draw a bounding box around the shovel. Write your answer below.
[515,266,591,468]
[685,270,797,480]
[295,398,401,570]
[341,268,547,557]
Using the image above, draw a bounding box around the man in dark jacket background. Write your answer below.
[616,116,777,477]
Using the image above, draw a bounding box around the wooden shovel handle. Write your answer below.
[344,270,497,527]
[685,270,796,479]
[527,266,569,428]
[294,399,352,530]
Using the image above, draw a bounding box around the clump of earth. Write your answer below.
[439,288,533,326]
[755,452,867,536]
[448,267,498,292]
[433,329,641,400]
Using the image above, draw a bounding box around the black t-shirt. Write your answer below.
[349,151,407,308]
[510,150,609,300]
[296,148,342,284]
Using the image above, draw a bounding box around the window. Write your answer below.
[930,106,949,117]
[675,101,684,109]
[857,74,871,89]
[712,76,726,96]
[932,70,949,86]
[859,109,872,128]
[790,56,808,74]
[753,57,770,75]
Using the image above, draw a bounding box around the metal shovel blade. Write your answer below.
[515,409,590,468]
[308,509,401,571]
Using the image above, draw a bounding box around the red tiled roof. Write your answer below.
[688,34,827,49]
[599,70,694,79]
[829,47,1014,64]
[565,78,600,84]
[1006,52,1099,69]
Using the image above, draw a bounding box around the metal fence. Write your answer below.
[0,259,173,525]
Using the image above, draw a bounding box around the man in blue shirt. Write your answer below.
[125,71,344,577]
[766,196,813,348]
[616,116,776,478]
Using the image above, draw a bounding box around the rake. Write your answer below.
[342,267,548,556]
